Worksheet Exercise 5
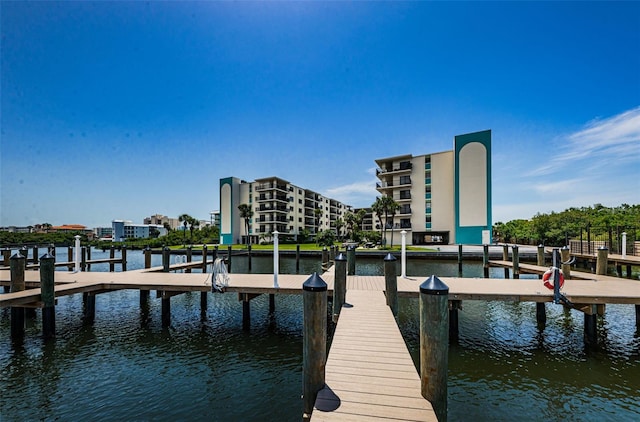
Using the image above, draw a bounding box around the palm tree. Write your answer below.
[335,218,345,240]
[344,211,357,240]
[372,196,399,247]
[314,207,323,234]
[178,213,192,246]
[387,199,400,247]
[371,196,385,242]
[189,218,199,241]
[238,204,253,245]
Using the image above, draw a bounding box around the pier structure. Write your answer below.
[2,246,640,420]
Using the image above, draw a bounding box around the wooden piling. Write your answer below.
[86,246,92,271]
[296,244,300,273]
[227,245,232,272]
[449,300,461,342]
[81,246,87,272]
[420,275,449,422]
[512,245,520,279]
[32,246,39,265]
[109,246,115,272]
[321,247,329,270]
[596,247,608,275]
[201,245,208,313]
[347,246,356,275]
[161,247,170,326]
[583,305,598,347]
[82,292,95,323]
[269,294,275,314]
[67,246,73,271]
[636,305,640,332]
[457,244,463,275]
[248,244,252,272]
[333,253,347,322]
[186,246,192,273]
[483,245,489,278]
[2,249,10,292]
[162,247,170,272]
[560,246,571,280]
[141,247,151,307]
[536,302,546,327]
[302,273,327,419]
[537,244,545,266]
[242,293,251,331]
[40,253,56,339]
[384,253,398,316]
[502,244,510,278]
[121,246,127,271]
[10,253,26,339]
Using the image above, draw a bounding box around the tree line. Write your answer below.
[492,203,639,246]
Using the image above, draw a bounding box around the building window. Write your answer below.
[400,175,411,185]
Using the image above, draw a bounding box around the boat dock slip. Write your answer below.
[312,290,437,421]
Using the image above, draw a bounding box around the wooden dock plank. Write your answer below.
[312,290,436,421]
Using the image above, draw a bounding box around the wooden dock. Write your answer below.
[312,289,436,421]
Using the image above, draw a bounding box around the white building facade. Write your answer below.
[219,176,352,245]
[375,130,492,245]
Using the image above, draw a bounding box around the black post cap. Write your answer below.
[10,252,26,260]
[419,275,449,295]
[335,253,347,261]
[303,272,327,292]
[384,253,397,262]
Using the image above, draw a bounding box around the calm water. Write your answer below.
[1,248,639,421]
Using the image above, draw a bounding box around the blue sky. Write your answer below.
[1,1,639,228]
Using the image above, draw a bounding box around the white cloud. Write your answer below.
[324,179,379,208]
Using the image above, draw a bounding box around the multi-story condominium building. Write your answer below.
[219,176,352,245]
[143,214,181,230]
[375,130,492,245]
[112,220,168,241]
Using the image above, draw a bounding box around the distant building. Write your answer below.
[219,176,352,245]
[112,220,167,241]
[94,227,113,239]
[143,214,180,230]
[375,129,492,245]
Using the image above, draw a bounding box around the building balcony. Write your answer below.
[255,183,287,192]
[376,162,413,175]
[258,205,288,213]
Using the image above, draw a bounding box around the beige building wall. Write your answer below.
[430,151,455,237]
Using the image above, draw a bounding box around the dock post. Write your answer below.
[242,294,251,331]
[596,247,608,275]
[40,253,56,339]
[10,253,26,339]
[202,244,208,272]
[302,273,327,419]
[32,246,39,265]
[201,245,208,314]
[420,275,449,422]
[502,244,510,278]
[401,230,407,278]
[162,293,171,327]
[81,246,87,272]
[449,300,461,343]
[273,230,279,288]
[141,246,151,307]
[457,244,463,275]
[269,294,275,314]
[186,246,192,273]
[347,246,356,275]
[512,245,520,279]
[296,244,301,274]
[536,302,546,327]
[483,244,489,278]
[162,247,170,272]
[636,305,640,332]
[561,246,571,280]
[333,253,347,322]
[121,246,127,271]
[248,244,252,272]
[20,245,28,258]
[161,246,170,326]
[86,246,92,271]
[322,247,329,270]
[227,245,232,272]
[67,246,73,271]
[2,249,10,292]
[384,253,398,316]
[329,245,335,264]
[584,305,598,347]
[82,292,96,324]
[213,245,218,262]
[537,244,545,266]
[74,235,81,272]
[109,246,115,272]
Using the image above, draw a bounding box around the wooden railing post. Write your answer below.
[512,245,520,279]
[420,275,449,422]
[333,253,347,322]
[537,244,545,266]
[347,246,356,275]
[561,246,571,280]
[40,253,56,339]
[384,253,398,316]
[10,253,26,339]
[596,246,608,275]
[302,273,327,419]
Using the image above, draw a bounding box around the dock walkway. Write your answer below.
[312,289,436,421]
